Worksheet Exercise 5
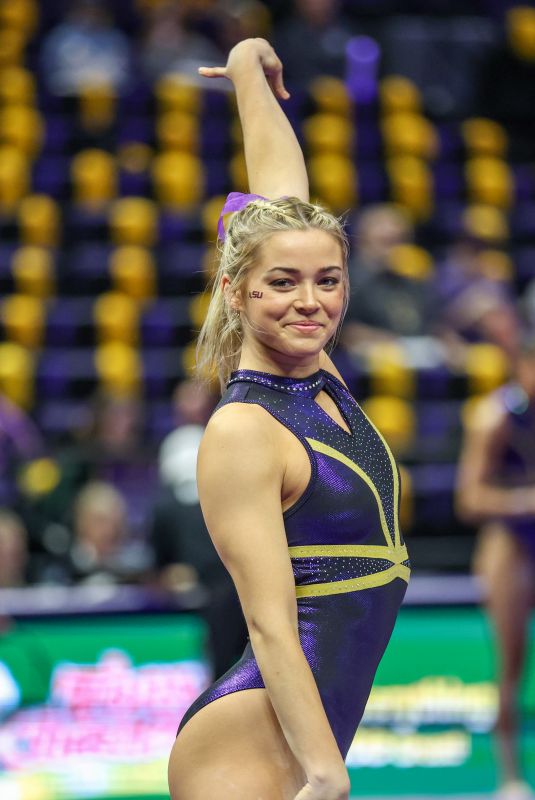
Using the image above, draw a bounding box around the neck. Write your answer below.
[237,342,321,378]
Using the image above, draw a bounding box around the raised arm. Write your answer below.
[199,38,309,201]
[197,405,349,799]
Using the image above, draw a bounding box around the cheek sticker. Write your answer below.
[248,291,263,298]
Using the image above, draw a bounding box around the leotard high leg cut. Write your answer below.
[177,367,410,758]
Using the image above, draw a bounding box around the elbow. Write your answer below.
[455,489,482,524]
[247,612,299,649]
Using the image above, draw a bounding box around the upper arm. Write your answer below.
[456,396,506,497]
[197,403,297,635]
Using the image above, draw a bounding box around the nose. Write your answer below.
[294,283,320,313]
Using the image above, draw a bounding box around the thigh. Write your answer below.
[168,688,306,800]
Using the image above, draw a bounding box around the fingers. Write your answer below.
[272,69,290,100]
[198,66,228,79]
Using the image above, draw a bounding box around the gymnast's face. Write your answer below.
[234,228,345,366]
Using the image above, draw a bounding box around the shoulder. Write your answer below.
[464,391,507,435]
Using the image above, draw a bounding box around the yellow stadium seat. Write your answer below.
[155,74,201,115]
[202,245,219,281]
[157,110,199,153]
[0,66,36,105]
[152,151,204,211]
[109,197,158,247]
[465,157,513,208]
[181,339,198,378]
[117,141,153,174]
[367,342,415,399]
[11,246,55,297]
[0,342,33,408]
[189,291,211,331]
[380,75,422,115]
[360,395,415,456]
[109,246,156,302]
[309,76,352,117]
[0,106,43,158]
[18,195,60,247]
[386,156,434,221]
[507,5,535,61]
[71,149,117,207]
[308,154,357,214]
[0,30,26,68]
[465,342,508,395]
[94,342,142,395]
[303,113,354,156]
[201,195,226,242]
[462,204,509,244]
[462,118,508,159]
[387,243,434,281]
[78,82,116,133]
[93,292,139,346]
[398,464,414,532]
[0,146,29,213]
[382,113,438,160]
[229,152,248,193]
[0,0,38,39]
[2,294,45,349]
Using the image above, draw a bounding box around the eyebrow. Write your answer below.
[264,266,343,275]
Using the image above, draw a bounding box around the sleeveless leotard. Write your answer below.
[489,382,535,561]
[177,367,410,758]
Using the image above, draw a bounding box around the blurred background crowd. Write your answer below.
[0,0,535,657]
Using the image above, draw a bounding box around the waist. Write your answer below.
[288,542,410,598]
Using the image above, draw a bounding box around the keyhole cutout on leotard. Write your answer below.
[314,386,352,436]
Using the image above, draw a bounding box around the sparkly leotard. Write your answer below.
[177,367,410,758]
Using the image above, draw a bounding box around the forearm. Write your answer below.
[250,626,346,780]
[230,42,309,200]
[458,485,535,521]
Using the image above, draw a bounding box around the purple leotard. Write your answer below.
[177,368,410,758]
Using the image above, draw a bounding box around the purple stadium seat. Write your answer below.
[433,162,464,200]
[64,243,111,294]
[118,168,151,198]
[117,116,153,146]
[158,212,201,244]
[65,207,109,244]
[142,347,185,399]
[33,155,70,199]
[0,244,17,293]
[436,122,463,160]
[204,158,230,197]
[357,162,388,204]
[513,246,535,286]
[356,120,382,159]
[36,348,96,399]
[415,364,456,400]
[141,298,192,347]
[512,165,535,204]
[510,204,535,243]
[146,400,175,443]
[46,298,95,346]
[42,114,73,153]
[37,399,92,439]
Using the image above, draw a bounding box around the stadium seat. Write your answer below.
[78,82,116,133]
[94,341,142,395]
[303,114,354,157]
[462,117,508,159]
[387,243,434,280]
[155,74,201,115]
[465,157,513,208]
[360,395,416,457]
[477,249,514,283]
[1,294,45,349]
[367,342,415,399]
[11,246,55,297]
[0,66,36,106]
[0,146,29,213]
[379,75,422,115]
[464,342,508,395]
[189,290,210,330]
[308,153,357,213]
[109,246,156,302]
[156,110,200,153]
[152,151,204,211]
[0,105,44,158]
[462,204,509,245]
[0,29,26,68]
[18,195,61,247]
[201,194,226,242]
[93,291,139,345]
[0,0,38,40]
[386,156,434,220]
[0,341,34,409]
[382,113,438,160]
[309,76,352,117]
[109,197,158,246]
[71,149,117,207]
[229,152,248,193]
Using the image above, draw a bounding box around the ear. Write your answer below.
[221,274,244,312]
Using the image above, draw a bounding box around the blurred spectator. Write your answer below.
[435,210,519,365]
[341,204,435,353]
[218,0,272,52]
[40,0,131,95]
[150,379,246,678]
[476,5,535,160]
[140,1,223,83]
[0,509,29,588]
[273,0,354,88]
[456,334,535,800]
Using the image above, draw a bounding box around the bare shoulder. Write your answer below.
[465,393,507,435]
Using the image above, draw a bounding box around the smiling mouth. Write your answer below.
[287,322,323,330]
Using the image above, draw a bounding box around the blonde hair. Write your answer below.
[196,196,350,391]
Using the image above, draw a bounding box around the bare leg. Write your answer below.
[473,523,534,790]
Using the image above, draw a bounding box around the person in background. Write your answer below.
[456,335,535,800]
[0,392,44,506]
[40,0,131,95]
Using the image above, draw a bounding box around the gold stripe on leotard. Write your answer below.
[288,543,409,563]
[305,438,396,550]
[295,563,411,598]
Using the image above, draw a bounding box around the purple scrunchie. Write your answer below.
[217,191,267,241]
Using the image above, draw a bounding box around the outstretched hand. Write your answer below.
[199,37,290,101]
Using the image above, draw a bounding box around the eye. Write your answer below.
[319,276,340,287]
[269,278,295,288]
